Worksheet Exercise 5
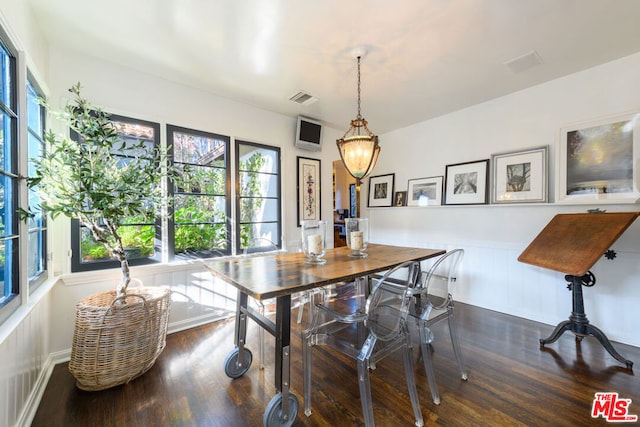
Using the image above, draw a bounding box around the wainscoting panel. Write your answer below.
[368,206,640,347]
[0,286,53,427]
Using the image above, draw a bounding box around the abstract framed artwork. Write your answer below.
[367,173,395,207]
[491,146,548,204]
[407,176,443,206]
[558,111,640,203]
[444,159,489,205]
[297,156,321,226]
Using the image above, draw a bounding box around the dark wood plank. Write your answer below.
[32,302,640,426]
[205,244,445,300]
[518,212,640,276]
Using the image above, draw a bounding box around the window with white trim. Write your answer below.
[0,37,17,314]
[26,77,47,286]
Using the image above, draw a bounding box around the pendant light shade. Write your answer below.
[337,119,380,182]
[336,55,380,185]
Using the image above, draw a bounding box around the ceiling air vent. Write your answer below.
[504,50,543,74]
[289,91,318,106]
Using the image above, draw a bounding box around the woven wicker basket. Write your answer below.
[68,286,171,391]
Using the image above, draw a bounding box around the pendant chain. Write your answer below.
[356,56,362,120]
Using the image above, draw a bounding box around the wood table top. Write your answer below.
[518,212,640,276]
[205,244,445,300]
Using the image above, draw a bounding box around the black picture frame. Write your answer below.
[367,173,395,207]
[297,156,321,226]
[444,159,489,205]
[394,191,407,206]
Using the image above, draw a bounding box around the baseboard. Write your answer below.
[167,309,234,335]
[15,349,68,427]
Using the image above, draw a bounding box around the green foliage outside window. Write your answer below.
[173,148,228,255]
[174,206,226,253]
[238,152,266,248]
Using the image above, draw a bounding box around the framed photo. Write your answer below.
[394,191,407,206]
[297,156,321,225]
[558,111,640,203]
[444,159,489,205]
[491,146,548,204]
[407,176,443,206]
[368,173,395,207]
[349,183,357,217]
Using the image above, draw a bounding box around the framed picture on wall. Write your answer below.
[558,111,640,203]
[368,173,395,207]
[407,176,443,206]
[444,159,489,205]
[394,191,407,206]
[491,146,548,204]
[297,156,321,225]
[349,183,357,217]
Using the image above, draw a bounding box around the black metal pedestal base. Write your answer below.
[539,272,633,370]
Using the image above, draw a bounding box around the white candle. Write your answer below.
[308,234,323,254]
[350,231,364,251]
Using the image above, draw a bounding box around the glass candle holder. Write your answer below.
[301,220,327,265]
[345,218,369,258]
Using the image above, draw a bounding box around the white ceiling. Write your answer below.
[26,0,640,134]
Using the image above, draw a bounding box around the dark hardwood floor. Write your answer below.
[32,302,640,426]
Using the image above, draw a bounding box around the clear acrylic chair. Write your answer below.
[374,248,467,405]
[411,248,467,404]
[302,261,424,427]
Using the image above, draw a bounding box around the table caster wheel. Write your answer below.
[263,392,299,427]
[224,348,252,378]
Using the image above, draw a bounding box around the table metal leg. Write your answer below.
[262,295,299,427]
[540,273,633,370]
[234,291,249,352]
[224,290,253,378]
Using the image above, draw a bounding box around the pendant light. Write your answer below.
[336,54,380,186]
[336,51,380,217]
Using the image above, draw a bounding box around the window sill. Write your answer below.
[60,257,227,287]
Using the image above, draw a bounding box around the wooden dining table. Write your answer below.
[205,243,445,427]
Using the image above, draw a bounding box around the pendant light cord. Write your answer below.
[356,56,362,120]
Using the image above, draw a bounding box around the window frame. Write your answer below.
[26,76,47,288]
[234,139,282,253]
[0,33,19,322]
[166,124,231,260]
[70,114,162,272]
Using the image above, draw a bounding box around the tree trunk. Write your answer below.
[117,258,131,299]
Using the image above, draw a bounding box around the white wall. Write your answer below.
[364,51,640,347]
[0,0,49,83]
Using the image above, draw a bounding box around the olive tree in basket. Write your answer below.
[30,83,172,297]
[28,83,178,390]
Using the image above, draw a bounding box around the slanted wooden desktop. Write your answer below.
[518,211,639,369]
[205,243,445,426]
